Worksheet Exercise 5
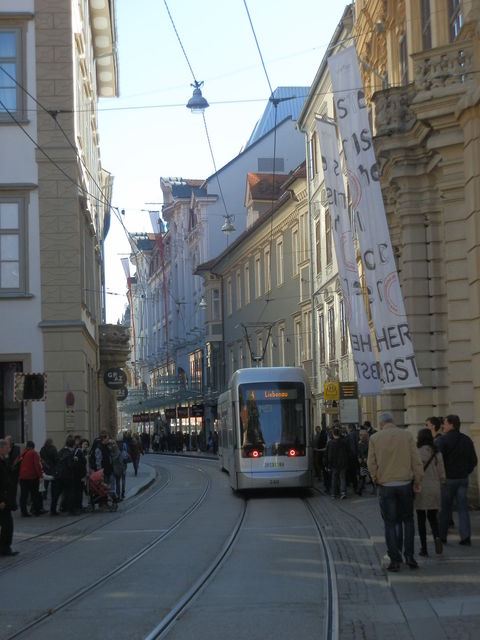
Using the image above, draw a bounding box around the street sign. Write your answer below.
[324,381,340,401]
[116,386,128,401]
[104,368,127,390]
[340,382,358,399]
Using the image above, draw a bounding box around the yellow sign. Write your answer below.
[324,381,340,401]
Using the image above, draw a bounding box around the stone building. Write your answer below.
[351,0,479,496]
[0,0,125,446]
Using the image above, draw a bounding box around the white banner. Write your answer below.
[328,46,420,389]
[316,118,381,396]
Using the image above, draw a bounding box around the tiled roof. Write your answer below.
[247,173,289,200]
[246,86,309,147]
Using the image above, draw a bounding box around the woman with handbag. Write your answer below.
[415,428,446,556]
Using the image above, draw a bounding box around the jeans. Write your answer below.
[379,483,415,562]
[439,478,470,541]
[331,468,346,496]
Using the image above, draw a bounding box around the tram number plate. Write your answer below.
[270,479,280,485]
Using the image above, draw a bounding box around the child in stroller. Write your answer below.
[87,469,118,512]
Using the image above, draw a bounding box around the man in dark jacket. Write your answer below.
[437,415,478,545]
[327,427,350,499]
[0,439,19,556]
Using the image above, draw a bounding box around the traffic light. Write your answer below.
[23,373,46,400]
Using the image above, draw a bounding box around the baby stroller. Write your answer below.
[87,469,118,512]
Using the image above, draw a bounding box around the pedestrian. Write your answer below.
[327,427,350,499]
[356,429,372,496]
[127,433,141,476]
[367,412,424,572]
[19,441,44,517]
[312,426,326,480]
[415,428,445,556]
[91,431,114,481]
[40,438,58,502]
[72,438,88,511]
[437,415,478,546]
[346,424,359,493]
[425,416,443,443]
[109,439,124,501]
[5,435,21,511]
[51,435,75,516]
[0,439,19,556]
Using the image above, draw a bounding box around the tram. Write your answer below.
[217,367,314,491]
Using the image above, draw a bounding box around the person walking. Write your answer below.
[425,417,443,443]
[51,436,75,516]
[19,441,44,517]
[0,439,19,556]
[415,428,445,557]
[437,414,478,546]
[367,412,424,572]
[312,426,326,480]
[327,427,350,499]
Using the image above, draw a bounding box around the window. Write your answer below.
[264,247,271,293]
[292,228,299,275]
[256,333,263,366]
[276,237,284,286]
[421,0,432,49]
[449,0,463,41]
[0,197,26,293]
[315,220,321,275]
[328,306,336,361]
[212,288,220,321]
[299,211,308,262]
[244,263,250,304]
[303,309,312,360]
[294,317,302,366]
[340,299,348,356]
[325,212,332,266]
[278,324,285,366]
[227,277,233,316]
[0,27,24,120]
[255,254,261,298]
[399,33,408,86]
[308,132,318,180]
[319,314,326,364]
[236,270,242,310]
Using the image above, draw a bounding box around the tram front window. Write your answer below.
[239,383,306,457]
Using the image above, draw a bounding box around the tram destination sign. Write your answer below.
[104,368,127,390]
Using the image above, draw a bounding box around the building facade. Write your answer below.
[0,0,124,446]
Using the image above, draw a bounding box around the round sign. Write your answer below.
[104,368,127,390]
[116,386,128,402]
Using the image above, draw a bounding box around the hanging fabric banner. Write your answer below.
[316,118,381,396]
[328,46,421,389]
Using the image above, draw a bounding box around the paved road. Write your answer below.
[6,453,480,640]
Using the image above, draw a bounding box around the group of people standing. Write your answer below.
[367,412,477,571]
[313,422,376,499]
[0,430,145,557]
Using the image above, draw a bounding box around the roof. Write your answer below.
[246,86,309,147]
[161,177,207,200]
[247,173,289,201]
[131,232,156,251]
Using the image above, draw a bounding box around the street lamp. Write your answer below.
[221,215,236,234]
[186,80,209,114]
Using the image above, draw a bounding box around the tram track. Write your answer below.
[141,492,339,640]
[2,461,213,640]
[0,464,168,578]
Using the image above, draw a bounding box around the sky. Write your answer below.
[100,0,348,323]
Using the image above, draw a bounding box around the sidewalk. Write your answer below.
[12,459,156,538]
[314,476,480,640]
